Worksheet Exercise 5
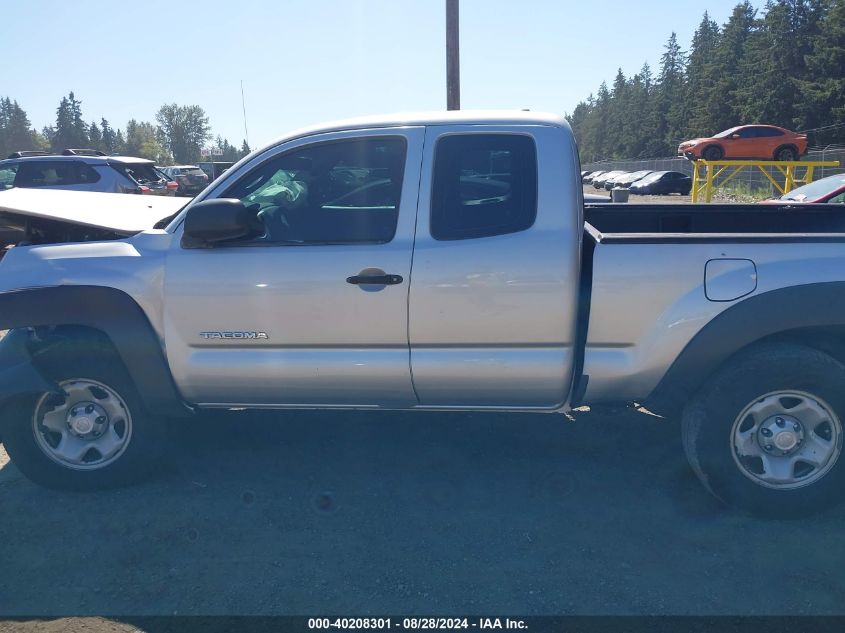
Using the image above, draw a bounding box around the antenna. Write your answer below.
[240,80,250,148]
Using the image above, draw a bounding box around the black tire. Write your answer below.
[775,146,799,161]
[0,337,164,490]
[702,145,723,161]
[682,343,845,517]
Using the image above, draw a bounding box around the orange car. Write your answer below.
[678,125,808,161]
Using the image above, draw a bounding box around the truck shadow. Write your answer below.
[1,408,844,616]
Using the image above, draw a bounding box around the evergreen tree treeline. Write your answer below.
[567,0,845,162]
[0,93,250,165]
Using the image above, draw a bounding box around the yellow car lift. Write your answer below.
[690,159,840,203]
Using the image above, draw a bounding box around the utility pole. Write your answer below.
[446,0,460,110]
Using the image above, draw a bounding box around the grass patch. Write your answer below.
[713,182,776,203]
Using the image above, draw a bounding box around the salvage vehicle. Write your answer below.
[0,152,177,196]
[1,111,845,518]
[761,173,845,205]
[678,125,808,162]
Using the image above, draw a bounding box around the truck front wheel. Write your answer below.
[682,343,845,517]
[1,342,163,490]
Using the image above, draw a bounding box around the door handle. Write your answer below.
[346,274,403,285]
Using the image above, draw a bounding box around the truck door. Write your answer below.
[408,125,581,408]
[162,128,424,406]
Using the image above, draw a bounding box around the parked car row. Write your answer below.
[582,169,692,196]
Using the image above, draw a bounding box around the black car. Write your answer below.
[629,171,692,195]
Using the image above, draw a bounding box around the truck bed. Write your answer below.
[584,203,845,241]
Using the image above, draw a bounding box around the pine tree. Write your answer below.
[607,69,631,157]
[88,121,103,152]
[800,0,845,143]
[736,1,823,130]
[655,32,687,153]
[101,118,117,153]
[115,129,126,154]
[0,98,36,157]
[703,2,757,133]
[685,12,721,136]
[52,92,88,150]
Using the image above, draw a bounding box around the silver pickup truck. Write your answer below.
[1,111,844,517]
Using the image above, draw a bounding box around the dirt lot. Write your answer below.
[2,405,845,623]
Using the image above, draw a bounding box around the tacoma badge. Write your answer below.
[200,331,269,340]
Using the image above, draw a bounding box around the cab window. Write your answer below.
[224,137,406,245]
[430,134,537,241]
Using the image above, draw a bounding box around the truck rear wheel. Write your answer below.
[682,343,845,517]
[1,338,163,490]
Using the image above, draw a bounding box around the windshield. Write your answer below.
[637,172,665,183]
[179,167,206,176]
[713,126,742,138]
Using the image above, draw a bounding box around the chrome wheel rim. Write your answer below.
[731,390,842,490]
[32,379,133,471]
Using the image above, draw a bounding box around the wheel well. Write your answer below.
[694,325,845,400]
[702,144,722,157]
[751,326,845,367]
[774,144,798,158]
[29,325,125,376]
[646,325,845,419]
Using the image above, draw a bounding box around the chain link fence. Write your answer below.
[583,147,845,198]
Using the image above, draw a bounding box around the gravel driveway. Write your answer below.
[1,406,844,621]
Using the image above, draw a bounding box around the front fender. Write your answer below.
[0,286,192,418]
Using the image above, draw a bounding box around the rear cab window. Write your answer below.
[430,134,537,240]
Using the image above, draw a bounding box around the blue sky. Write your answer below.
[3,0,745,148]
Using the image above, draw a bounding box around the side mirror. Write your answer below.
[730,133,740,139]
[181,199,262,248]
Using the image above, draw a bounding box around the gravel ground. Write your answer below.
[1,405,845,623]
[584,184,692,204]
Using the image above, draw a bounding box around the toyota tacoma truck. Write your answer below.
[1,111,845,518]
